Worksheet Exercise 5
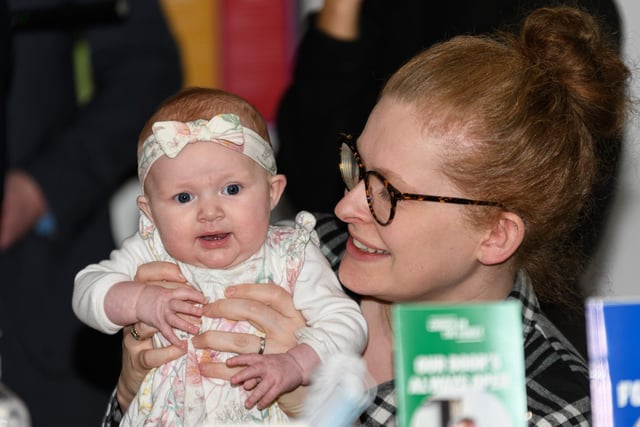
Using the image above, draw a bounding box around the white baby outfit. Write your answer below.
[73,211,367,426]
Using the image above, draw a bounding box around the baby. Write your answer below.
[72,87,367,425]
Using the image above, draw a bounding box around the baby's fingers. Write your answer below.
[170,299,203,320]
[241,378,259,391]
[247,379,280,410]
[167,314,200,336]
[227,353,261,368]
[173,287,208,305]
[230,366,260,386]
[159,326,187,350]
[198,362,242,381]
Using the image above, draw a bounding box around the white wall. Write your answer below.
[582,0,640,297]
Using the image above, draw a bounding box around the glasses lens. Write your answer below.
[339,143,361,190]
[366,173,392,224]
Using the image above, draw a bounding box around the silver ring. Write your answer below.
[258,335,265,355]
[130,325,141,341]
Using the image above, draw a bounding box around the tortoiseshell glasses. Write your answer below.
[338,133,503,226]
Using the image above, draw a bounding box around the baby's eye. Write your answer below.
[222,184,241,196]
[174,192,194,203]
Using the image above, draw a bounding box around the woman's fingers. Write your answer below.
[202,300,301,354]
[225,283,300,318]
[205,284,306,334]
[192,330,263,355]
[118,323,185,412]
[197,361,244,381]
[200,284,305,356]
[119,324,154,411]
[134,260,185,284]
[125,322,156,342]
[124,323,185,369]
[193,284,307,383]
[138,343,185,371]
[203,298,275,327]
[192,331,276,380]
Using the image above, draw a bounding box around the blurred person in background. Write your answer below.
[0,0,182,425]
[1,0,9,202]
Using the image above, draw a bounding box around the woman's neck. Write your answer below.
[360,297,395,385]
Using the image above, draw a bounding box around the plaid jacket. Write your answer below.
[103,213,591,426]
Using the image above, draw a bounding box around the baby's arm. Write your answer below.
[73,233,206,348]
[290,243,368,356]
[104,280,206,348]
[228,343,320,410]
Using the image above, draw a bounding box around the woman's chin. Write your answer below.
[339,258,375,295]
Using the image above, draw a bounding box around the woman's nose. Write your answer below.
[334,180,370,224]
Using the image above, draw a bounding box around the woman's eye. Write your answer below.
[377,188,392,202]
[222,184,241,196]
[174,192,193,203]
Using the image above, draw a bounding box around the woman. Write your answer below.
[103,5,630,426]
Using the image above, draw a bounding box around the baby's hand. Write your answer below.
[228,352,304,410]
[136,285,206,348]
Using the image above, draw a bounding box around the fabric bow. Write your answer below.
[138,113,276,186]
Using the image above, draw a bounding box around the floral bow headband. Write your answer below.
[138,113,277,187]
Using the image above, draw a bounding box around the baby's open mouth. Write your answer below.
[199,233,229,241]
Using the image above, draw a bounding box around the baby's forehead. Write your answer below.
[148,143,264,179]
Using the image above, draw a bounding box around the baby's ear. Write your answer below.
[269,174,287,210]
[136,195,154,222]
[477,211,525,266]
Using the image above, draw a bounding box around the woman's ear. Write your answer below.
[269,174,287,210]
[477,211,525,265]
[137,195,153,222]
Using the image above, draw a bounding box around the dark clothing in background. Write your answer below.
[0,0,9,202]
[0,1,182,425]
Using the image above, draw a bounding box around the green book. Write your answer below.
[392,301,527,427]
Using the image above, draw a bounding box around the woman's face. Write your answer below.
[335,97,496,303]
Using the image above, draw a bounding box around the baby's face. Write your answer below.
[140,142,275,269]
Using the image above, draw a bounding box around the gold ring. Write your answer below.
[258,335,265,355]
[130,325,141,341]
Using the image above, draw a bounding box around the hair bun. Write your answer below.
[518,6,628,138]
[520,6,600,70]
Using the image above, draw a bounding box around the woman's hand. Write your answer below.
[192,283,308,416]
[119,265,309,416]
[117,323,185,412]
[192,283,305,377]
[134,260,187,287]
[116,261,190,411]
